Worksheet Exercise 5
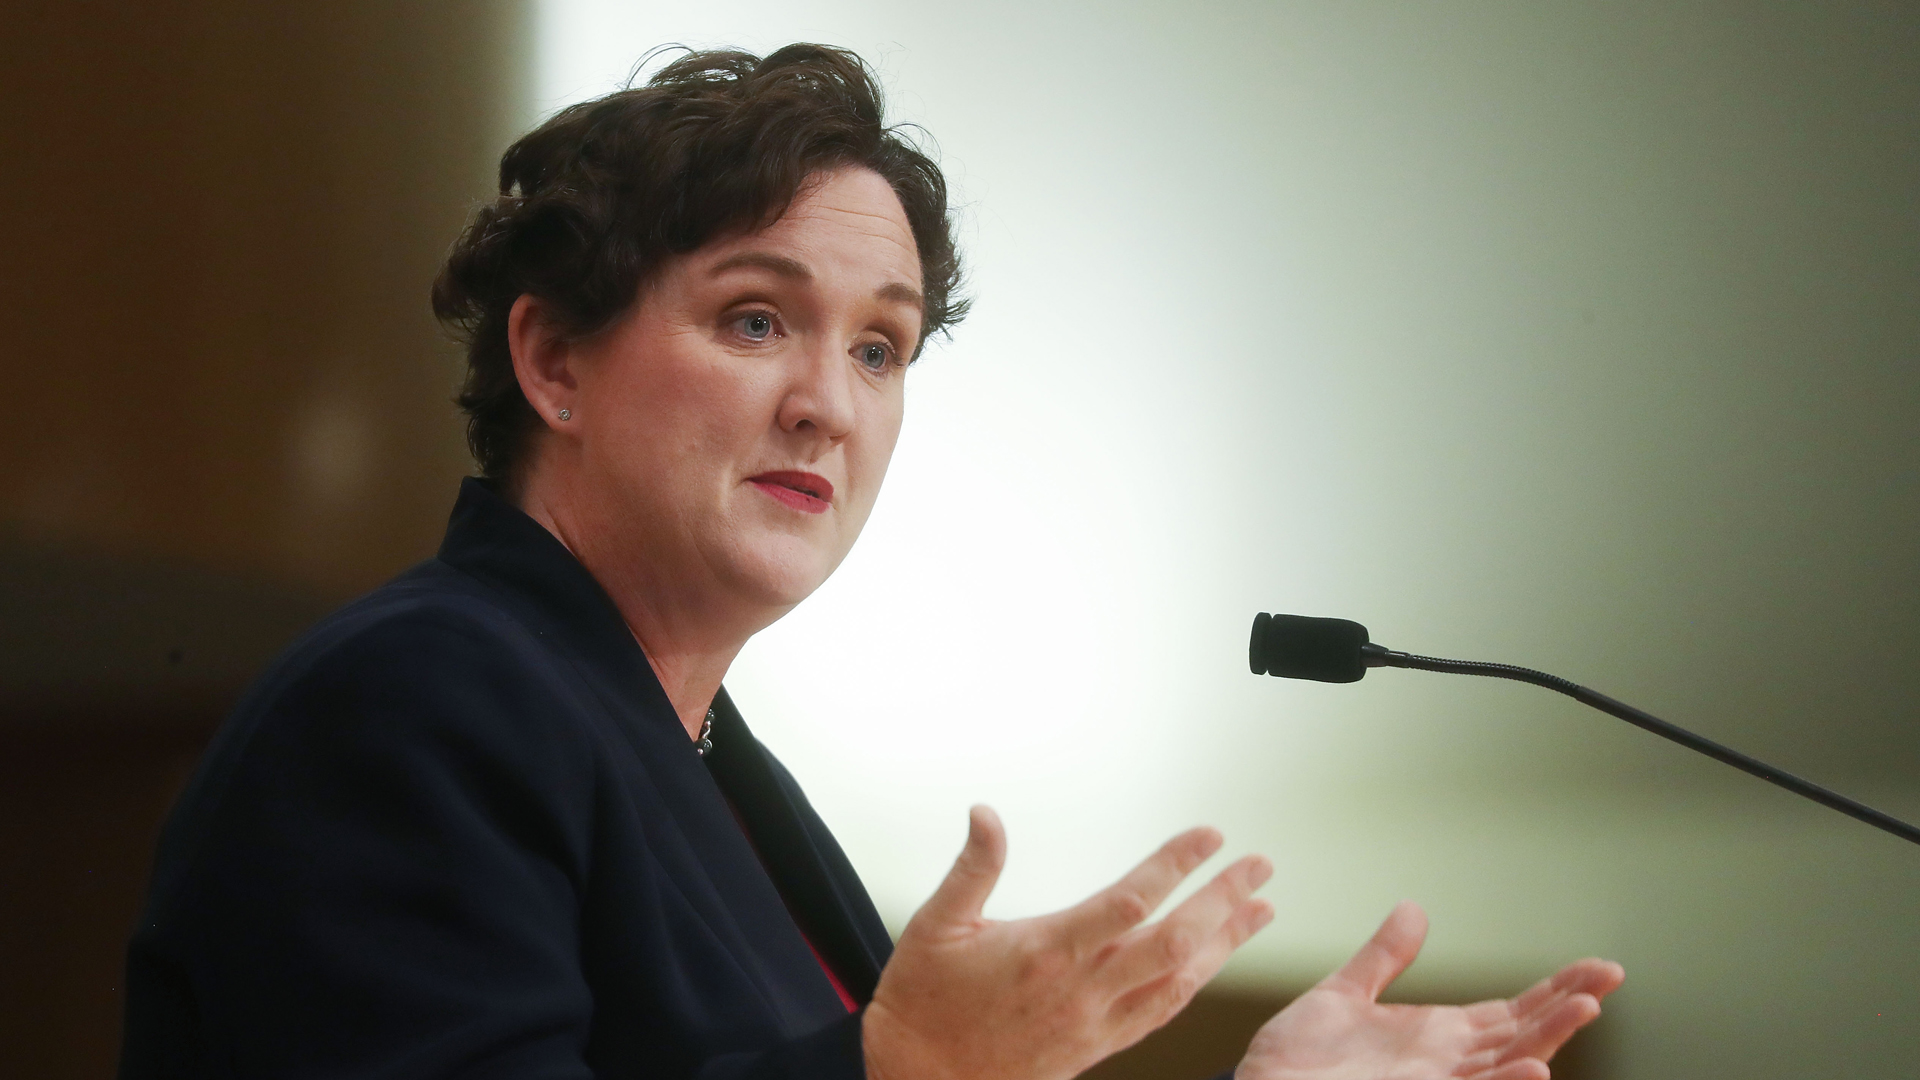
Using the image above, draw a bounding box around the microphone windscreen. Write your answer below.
[1250,613,1371,683]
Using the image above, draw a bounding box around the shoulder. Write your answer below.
[152,560,609,892]
[237,555,603,767]
[234,558,590,739]
[273,559,550,685]
[129,568,623,1070]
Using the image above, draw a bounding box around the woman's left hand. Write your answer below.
[1236,902,1624,1080]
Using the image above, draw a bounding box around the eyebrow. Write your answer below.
[709,250,924,311]
[709,251,811,280]
[876,281,925,309]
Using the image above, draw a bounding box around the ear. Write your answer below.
[507,294,580,431]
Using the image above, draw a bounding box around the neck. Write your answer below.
[514,468,777,741]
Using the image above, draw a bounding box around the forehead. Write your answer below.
[699,166,923,288]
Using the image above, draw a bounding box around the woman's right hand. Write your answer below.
[862,805,1275,1080]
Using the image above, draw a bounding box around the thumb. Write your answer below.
[1322,900,1428,1000]
[916,805,1008,928]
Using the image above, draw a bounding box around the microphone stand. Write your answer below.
[1361,642,1920,848]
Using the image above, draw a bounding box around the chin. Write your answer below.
[719,538,840,612]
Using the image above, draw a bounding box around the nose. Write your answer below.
[775,338,857,442]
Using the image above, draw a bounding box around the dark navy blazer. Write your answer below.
[120,478,892,1080]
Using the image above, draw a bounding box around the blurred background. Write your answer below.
[3,2,1915,1077]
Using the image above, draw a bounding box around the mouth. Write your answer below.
[746,470,834,515]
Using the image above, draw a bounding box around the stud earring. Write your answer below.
[557,408,571,421]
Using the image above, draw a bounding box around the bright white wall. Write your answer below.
[533,4,1920,1075]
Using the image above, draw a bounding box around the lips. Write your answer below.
[747,470,834,515]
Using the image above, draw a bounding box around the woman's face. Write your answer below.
[556,166,923,620]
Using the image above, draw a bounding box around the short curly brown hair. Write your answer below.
[432,43,968,482]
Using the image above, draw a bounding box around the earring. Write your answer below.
[557,408,571,421]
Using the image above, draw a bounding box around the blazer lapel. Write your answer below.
[703,688,893,1002]
[436,478,859,1030]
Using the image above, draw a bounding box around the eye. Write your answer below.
[732,311,776,342]
[856,341,894,371]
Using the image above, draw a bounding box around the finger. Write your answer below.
[1500,993,1602,1064]
[1107,898,1274,1033]
[1098,856,1273,991]
[1166,895,1275,995]
[1319,900,1427,1000]
[1053,827,1225,949]
[1463,990,1600,1069]
[1591,960,1626,1000]
[1461,998,1520,1049]
[1571,959,1625,1002]
[1465,960,1618,1057]
[1513,958,1624,1016]
[915,805,1008,928]
[1464,1058,1549,1080]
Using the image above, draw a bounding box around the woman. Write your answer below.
[121,45,1620,1080]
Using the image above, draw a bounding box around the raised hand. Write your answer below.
[1237,901,1625,1080]
[863,806,1275,1080]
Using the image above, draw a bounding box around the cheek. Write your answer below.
[594,346,761,466]
[689,373,775,451]
[848,395,906,504]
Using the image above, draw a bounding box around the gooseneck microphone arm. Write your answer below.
[1363,643,1920,847]
[1251,612,1920,849]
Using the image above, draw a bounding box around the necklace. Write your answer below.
[695,706,714,757]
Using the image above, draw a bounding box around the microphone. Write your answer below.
[1249,612,1920,848]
